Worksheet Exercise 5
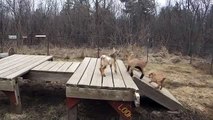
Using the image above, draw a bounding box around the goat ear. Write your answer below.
[117,49,120,53]
[148,73,153,77]
[113,47,116,53]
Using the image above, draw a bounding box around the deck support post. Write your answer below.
[108,101,133,120]
[2,79,22,114]
[67,97,80,120]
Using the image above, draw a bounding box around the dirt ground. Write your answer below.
[0,46,213,120]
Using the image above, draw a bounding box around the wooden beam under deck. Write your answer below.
[23,71,72,83]
[0,79,15,91]
[66,86,135,101]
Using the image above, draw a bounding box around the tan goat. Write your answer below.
[149,71,166,90]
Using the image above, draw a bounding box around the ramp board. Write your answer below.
[133,71,183,111]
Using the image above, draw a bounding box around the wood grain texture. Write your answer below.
[4,56,52,79]
[66,86,135,101]
[116,60,138,90]
[32,61,51,70]
[90,59,102,87]
[0,79,15,91]
[39,61,58,71]
[66,62,80,73]
[57,62,73,72]
[102,65,114,87]
[113,63,126,88]
[67,58,91,85]
[0,55,31,71]
[49,62,65,71]
[78,58,97,86]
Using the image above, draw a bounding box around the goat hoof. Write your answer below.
[155,87,160,89]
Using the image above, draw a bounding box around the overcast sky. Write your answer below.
[157,0,167,7]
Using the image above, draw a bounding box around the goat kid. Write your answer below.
[125,52,147,79]
[148,72,166,90]
[99,48,120,77]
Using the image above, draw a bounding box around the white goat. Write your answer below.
[99,48,119,77]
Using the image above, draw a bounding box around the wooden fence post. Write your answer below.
[210,56,213,74]
[0,35,3,53]
[46,37,49,56]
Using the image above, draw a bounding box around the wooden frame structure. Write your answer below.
[66,57,140,120]
[0,54,53,113]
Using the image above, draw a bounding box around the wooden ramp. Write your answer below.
[133,71,183,111]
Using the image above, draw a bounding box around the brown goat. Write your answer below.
[149,72,166,90]
[125,52,147,79]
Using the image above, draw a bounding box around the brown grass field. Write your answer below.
[0,46,213,120]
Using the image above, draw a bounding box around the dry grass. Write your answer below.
[0,45,213,120]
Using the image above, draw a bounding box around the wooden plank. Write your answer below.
[0,79,15,91]
[49,62,65,71]
[0,53,8,59]
[2,79,22,114]
[66,62,80,73]
[11,78,22,113]
[40,61,58,71]
[0,54,21,63]
[23,71,72,83]
[90,59,102,87]
[0,56,35,75]
[102,64,114,87]
[78,58,97,86]
[66,86,135,101]
[0,54,23,63]
[0,55,30,70]
[133,71,183,111]
[117,60,138,90]
[0,56,42,78]
[113,65,126,88]
[66,58,91,85]
[57,62,73,72]
[5,56,52,79]
[32,61,51,70]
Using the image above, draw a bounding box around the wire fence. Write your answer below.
[0,34,213,74]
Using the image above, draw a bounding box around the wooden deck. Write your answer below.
[24,61,80,83]
[0,54,53,80]
[66,57,139,101]
[0,54,53,113]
